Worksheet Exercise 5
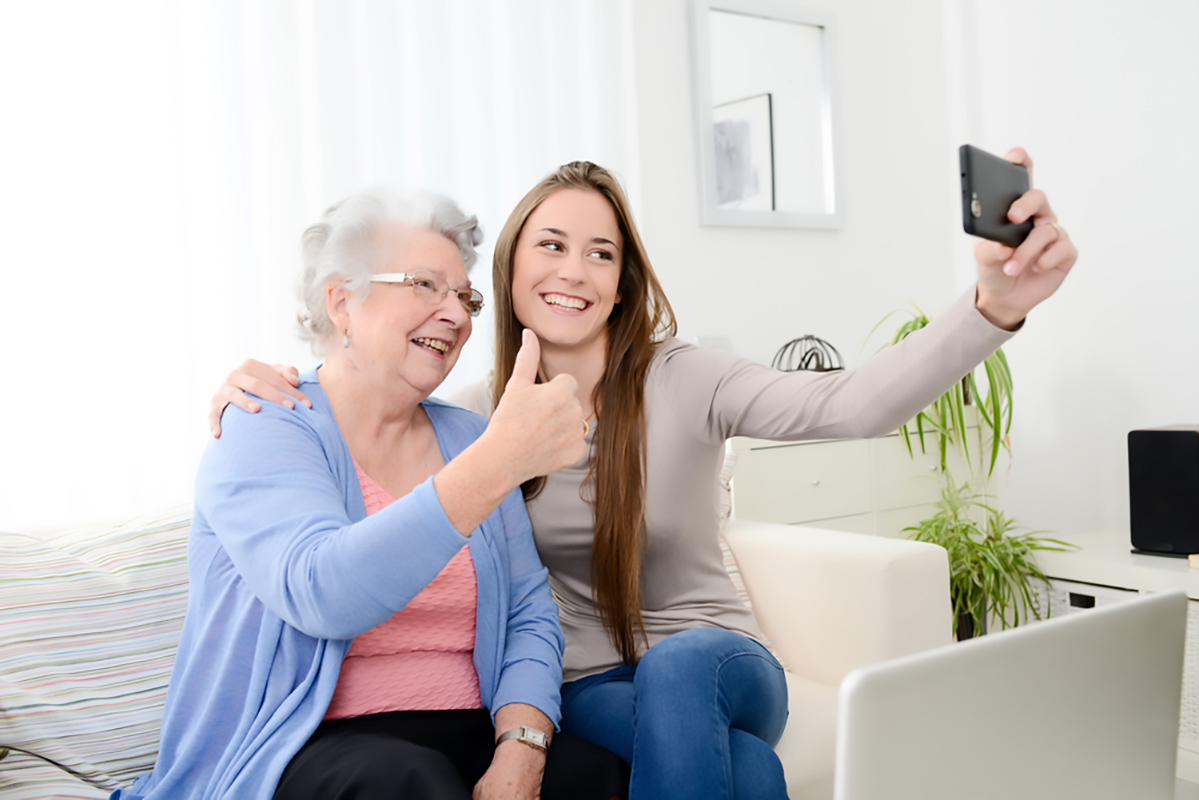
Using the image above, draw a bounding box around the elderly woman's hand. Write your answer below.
[485,329,587,483]
[434,329,587,536]
[474,703,553,800]
[473,743,545,800]
[208,359,312,437]
[973,148,1078,330]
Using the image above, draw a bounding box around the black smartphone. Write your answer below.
[959,144,1033,248]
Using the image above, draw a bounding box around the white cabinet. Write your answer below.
[731,439,872,528]
[730,429,978,537]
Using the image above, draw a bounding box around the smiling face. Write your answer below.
[510,188,623,358]
[342,223,473,397]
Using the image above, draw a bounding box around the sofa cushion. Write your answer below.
[0,506,192,799]
[775,671,839,799]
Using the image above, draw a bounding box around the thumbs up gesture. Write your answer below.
[485,329,587,485]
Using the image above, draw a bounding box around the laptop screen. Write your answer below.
[834,591,1186,800]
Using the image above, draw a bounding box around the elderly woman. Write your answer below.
[114,190,628,800]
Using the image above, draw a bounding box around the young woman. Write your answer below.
[214,155,1077,799]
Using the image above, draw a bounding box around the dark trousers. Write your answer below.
[273,708,629,800]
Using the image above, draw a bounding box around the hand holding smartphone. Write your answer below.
[960,144,1033,248]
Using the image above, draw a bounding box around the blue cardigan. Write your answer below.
[114,371,564,800]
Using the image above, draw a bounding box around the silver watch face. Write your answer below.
[497,725,549,751]
[521,726,548,748]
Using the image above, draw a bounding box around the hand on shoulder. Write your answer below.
[209,359,312,437]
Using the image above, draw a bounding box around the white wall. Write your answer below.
[630,0,1199,538]
[959,0,1199,536]
[629,0,961,375]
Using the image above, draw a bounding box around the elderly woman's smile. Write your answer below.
[412,336,452,355]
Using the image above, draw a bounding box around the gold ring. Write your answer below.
[582,419,589,437]
[1050,221,1066,238]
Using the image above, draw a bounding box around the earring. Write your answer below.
[343,329,350,349]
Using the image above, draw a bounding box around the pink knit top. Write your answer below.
[323,461,482,719]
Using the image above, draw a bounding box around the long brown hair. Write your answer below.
[492,162,677,663]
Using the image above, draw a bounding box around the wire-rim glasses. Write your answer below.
[369,271,484,317]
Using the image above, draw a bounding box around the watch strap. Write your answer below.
[495,725,549,752]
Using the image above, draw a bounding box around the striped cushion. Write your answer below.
[0,506,192,799]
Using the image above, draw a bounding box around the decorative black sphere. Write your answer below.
[770,336,845,372]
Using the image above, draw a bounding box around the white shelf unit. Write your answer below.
[729,427,977,538]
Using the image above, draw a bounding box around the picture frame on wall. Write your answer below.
[713,92,775,211]
[691,0,841,229]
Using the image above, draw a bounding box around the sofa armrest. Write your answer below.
[722,519,952,687]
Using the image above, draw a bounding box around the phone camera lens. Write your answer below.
[971,199,982,218]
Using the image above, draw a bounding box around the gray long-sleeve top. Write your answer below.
[452,288,1016,682]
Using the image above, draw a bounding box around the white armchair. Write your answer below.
[722,518,952,799]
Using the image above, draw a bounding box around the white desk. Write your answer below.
[1036,530,1199,601]
[1033,529,1199,783]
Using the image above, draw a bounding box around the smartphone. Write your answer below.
[960,144,1033,248]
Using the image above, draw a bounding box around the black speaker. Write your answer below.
[1128,426,1199,556]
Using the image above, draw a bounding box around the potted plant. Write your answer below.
[904,475,1073,640]
[871,306,1070,639]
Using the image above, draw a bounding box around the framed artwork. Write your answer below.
[691,0,841,229]
[713,93,775,211]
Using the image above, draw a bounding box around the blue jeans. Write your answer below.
[560,628,789,799]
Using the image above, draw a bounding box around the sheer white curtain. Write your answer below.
[0,0,640,530]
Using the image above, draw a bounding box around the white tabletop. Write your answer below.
[1036,529,1199,601]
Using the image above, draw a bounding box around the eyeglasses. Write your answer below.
[369,271,484,317]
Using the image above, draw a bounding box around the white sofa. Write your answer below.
[0,508,951,800]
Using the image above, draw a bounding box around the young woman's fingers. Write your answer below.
[1004,147,1033,182]
[271,363,301,386]
[975,238,1015,272]
[1007,188,1050,226]
[1004,222,1061,275]
[208,386,258,438]
[268,364,312,406]
[1031,235,1078,275]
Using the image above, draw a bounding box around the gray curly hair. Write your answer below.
[296,188,484,353]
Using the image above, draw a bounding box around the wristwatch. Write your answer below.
[495,725,550,753]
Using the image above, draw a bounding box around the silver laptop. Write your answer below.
[834,591,1187,800]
